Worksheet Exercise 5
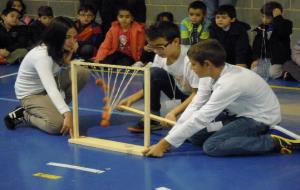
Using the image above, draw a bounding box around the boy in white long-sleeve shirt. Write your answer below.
[119,22,199,132]
[143,39,300,157]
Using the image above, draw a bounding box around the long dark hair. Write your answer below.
[41,16,76,63]
[6,0,26,16]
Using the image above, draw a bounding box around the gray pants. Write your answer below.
[283,60,300,82]
[20,66,90,134]
[6,48,28,64]
[252,64,283,79]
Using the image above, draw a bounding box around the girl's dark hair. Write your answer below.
[6,0,26,16]
[260,1,283,17]
[41,16,76,63]
[155,12,174,23]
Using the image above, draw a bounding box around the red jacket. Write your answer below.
[95,21,145,62]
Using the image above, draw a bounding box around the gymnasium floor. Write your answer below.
[0,64,300,190]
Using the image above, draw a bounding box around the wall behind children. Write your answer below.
[0,0,299,45]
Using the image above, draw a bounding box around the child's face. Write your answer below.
[38,16,53,27]
[146,37,179,58]
[2,11,20,28]
[78,10,95,25]
[190,58,210,78]
[188,8,205,24]
[117,10,133,29]
[64,27,78,52]
[12,1,23,12]
[262,14,272,25]
[215,14,235,28]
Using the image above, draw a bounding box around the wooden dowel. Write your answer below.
[119,105,176,126]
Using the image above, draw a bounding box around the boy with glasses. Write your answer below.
[75,4,103,61]
[119,22,199,132]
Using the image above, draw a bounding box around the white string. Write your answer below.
[109,69,131,109]
[108,68,121,105]
[110,69,139,111]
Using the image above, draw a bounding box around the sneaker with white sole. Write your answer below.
[4,106,25,130]
[271,134,300,154]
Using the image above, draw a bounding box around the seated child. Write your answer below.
[283,38,300,82]
[29,6,53,44]
[75,4,103,61]
[0,8,28,64]
[251,1,293,79]
[6,0,32,25]
[94,5,145,66]
[137,11,175,67]
[209,5,252,67]
[180,1,210,45]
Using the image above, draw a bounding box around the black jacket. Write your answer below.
[210,20,252,66]
[252,15,293,65]
[0,22,30,51]
[29,20,46,45]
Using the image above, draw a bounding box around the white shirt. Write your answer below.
[15,45,70,114]
[165,64,281,147]
[151,45,199,94]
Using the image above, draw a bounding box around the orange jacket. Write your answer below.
[95,21,145,62]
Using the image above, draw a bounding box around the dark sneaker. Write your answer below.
[4,107,25,130]
[128,119,163,133]
[271,134,300,154]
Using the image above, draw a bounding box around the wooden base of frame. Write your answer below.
[69,137,145,156]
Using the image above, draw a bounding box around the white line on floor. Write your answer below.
[47,162,105,174]
[0,72,18,79]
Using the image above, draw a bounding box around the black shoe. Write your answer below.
[128,119,163,133]
[271,134,300,154]
[4,107,25,130]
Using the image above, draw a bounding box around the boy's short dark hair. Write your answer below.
[260,1,283,17]
[188,1,207,14]
[146,21,180,42]
[78,4,97,16]
[187,39,226,68]
[215,5,236,18]
[155,12,174,23]
[1,7,20,16]
[38,6,53,17]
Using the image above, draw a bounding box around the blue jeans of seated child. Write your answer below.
[150,67,188,113]
[190,115,275,156]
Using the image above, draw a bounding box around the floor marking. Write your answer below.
[47,162,105,174]
[271,85,300,91]
[0,72,18,79]
[0,97,19,102]
[156,187,172,190]
[33,172,62,180]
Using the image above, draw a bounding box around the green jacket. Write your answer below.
[180,17,211,45]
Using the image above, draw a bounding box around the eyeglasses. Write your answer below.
[146,41,171,51]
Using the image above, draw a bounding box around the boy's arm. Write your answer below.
[180,20,190,45]
[164,89,197,124]
[94,29,113,62]
[118,89,144,108]
[235,30,251,67]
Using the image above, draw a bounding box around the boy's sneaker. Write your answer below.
[271,134,300,154]
[4,107,25,130]
[128,119,163,133]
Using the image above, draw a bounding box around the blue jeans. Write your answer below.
[190,115,275,156]
[203,0,238,20]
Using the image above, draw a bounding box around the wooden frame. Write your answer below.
[69,60,152,156]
